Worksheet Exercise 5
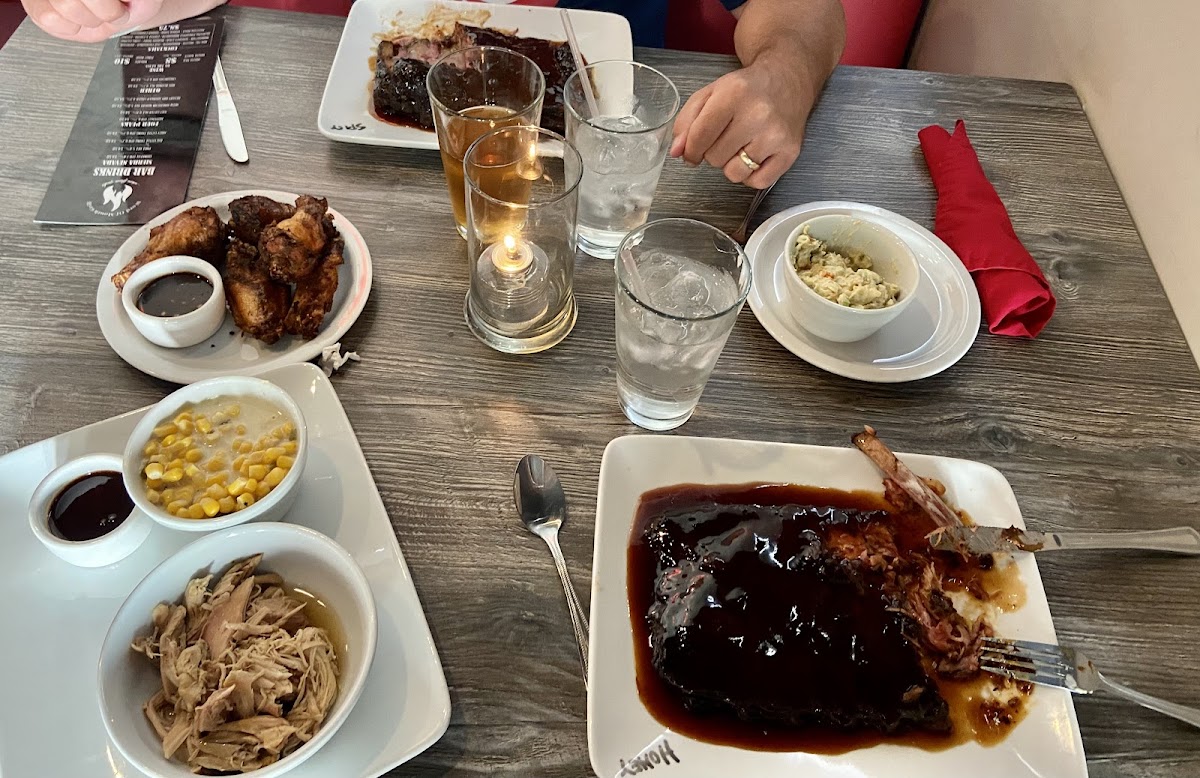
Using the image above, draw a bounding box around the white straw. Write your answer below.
[560,10,599,119]
[561,10,645,293]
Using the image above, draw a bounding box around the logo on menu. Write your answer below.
[87,178,141,217]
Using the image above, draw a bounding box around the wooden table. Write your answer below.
[2,7,1199,777]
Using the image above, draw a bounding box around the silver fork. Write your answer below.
[730,182,776,244]
[981,637,1200,728]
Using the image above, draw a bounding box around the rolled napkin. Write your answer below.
[918,120,1056,337]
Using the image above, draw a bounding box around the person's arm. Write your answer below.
[670,0,846,188]
[23,0,225,43]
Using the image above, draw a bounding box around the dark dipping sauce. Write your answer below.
[628,483,1028,755]
[49,471,132,541]
[137,272,213,318]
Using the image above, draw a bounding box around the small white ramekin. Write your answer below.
[28,453,153,567]
[120,255,225,349]
[122,376,308,533]
[783,213,921,343]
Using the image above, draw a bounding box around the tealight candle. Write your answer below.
[487,234,535,276]
[473,232,551,334]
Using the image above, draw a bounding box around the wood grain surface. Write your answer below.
[2,7,1200,777]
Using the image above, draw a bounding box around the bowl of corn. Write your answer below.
[121,376,308,532]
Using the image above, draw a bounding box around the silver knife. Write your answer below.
[212,57,248,163]
[928,525,1200,555]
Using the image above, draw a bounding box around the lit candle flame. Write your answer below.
[493,233,532,275]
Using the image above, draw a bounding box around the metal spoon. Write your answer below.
[514,454,589,683]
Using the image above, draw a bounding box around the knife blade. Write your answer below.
[212,57,248,163]
[928,525,1200,555]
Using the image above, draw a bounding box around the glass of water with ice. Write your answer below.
[614,219,752,431]
[565,61,680,259]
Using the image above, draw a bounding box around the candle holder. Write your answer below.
[464,125,583,354]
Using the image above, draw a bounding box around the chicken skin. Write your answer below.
[111,206,224,289]
[284,236,344,339]
[228,195,295,244]
[258,196,334,284]
[222,239,291,344]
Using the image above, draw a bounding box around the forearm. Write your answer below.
[732,0,845,105]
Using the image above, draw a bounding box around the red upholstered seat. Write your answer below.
[228,0,351,14]
[0,0,924,64]
[666,0,923,68]
[0,0,27,50]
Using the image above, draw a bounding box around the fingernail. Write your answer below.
[109,24,138,38]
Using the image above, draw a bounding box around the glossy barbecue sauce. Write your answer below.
[137,272,213,317]
[48,471,132,541]
[628,483,1028,754]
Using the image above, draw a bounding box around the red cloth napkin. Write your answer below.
[918,120,1056,337]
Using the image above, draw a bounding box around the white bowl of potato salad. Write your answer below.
[122,376,308,532]
[782,212,921,342]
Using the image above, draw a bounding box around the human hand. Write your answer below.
[669,55,816,189]
[23,0,163,43]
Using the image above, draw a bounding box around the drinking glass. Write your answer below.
[427,46,546,238]
[464,125,583,354]
[564,61,680,259]
[614,219,752,430]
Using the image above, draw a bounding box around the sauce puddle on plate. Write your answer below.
[628,482,1030,754]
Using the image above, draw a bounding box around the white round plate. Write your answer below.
[96,190,372,384]
[746,201,980,383]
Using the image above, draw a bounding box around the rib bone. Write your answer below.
[851,426,963,529]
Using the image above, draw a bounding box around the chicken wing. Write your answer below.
[284,236,344,339]
[222,239,291,345]
[228,196,295,244]
[112,206,225,290]
[258,196,334,284]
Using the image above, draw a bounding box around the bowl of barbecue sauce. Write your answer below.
[121,255,225,348]
[28,453,152,567]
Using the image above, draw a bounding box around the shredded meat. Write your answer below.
[131,555,340,774]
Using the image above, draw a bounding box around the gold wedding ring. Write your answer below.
[738,149,761,172]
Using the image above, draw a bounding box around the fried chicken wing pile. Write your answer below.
[111,206,225,290]
[111,195,345,344]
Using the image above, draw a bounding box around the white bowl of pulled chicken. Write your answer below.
[98,523,377,778]
[782,213,921,342]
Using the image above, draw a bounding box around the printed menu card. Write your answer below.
[35,16,224,225]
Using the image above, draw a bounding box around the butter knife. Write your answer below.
[928,525,1200,555]
[212,57,248,163]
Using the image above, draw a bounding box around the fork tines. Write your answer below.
[980,636,1073,688]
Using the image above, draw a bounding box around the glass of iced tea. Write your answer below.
[427,46,546,238]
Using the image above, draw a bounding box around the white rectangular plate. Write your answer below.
[588,435,1088,778]
[0,363,451,778]
[317,0,633,149]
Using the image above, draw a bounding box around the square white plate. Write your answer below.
[0,363,450,778]
[588,435,1088,778]
[317,0,633,149]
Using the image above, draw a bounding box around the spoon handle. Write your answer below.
[545,532,590,684]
